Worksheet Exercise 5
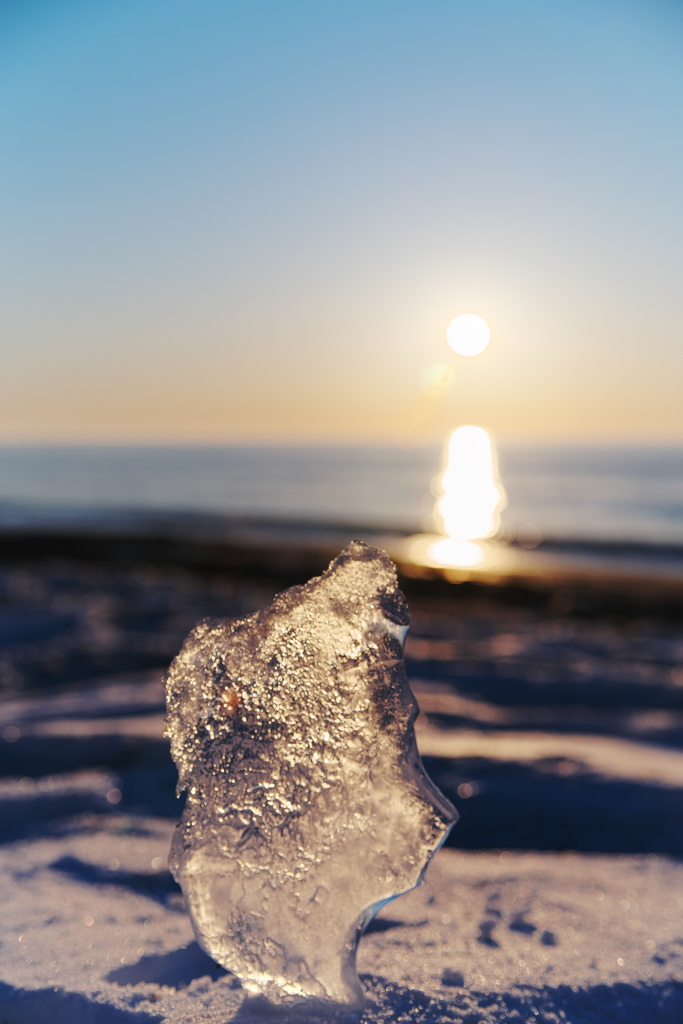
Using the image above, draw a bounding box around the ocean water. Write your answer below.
[0,443,681,547]
[499,445,683,547]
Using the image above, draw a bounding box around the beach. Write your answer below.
[3,822,682,1023]
[5,0,683,1013]
[1,535,683,1021]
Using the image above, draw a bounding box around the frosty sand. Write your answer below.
[1,547,683,1021]
[2,809,682,1023]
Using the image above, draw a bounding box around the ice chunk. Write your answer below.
[164,541,456,1011]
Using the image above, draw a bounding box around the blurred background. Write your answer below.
[1,0,683,546]
[2,0,683,917]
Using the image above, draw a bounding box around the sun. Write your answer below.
[446,314,491,357]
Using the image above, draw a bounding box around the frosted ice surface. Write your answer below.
[164,541,456,1011]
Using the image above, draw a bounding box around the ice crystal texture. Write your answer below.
[164,541,456,1009]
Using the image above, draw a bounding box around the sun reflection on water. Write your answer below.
[426,537,487,568]
[427,425,506,568]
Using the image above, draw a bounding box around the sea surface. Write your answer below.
[0,443,682,547]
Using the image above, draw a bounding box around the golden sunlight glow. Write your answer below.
[435,425,506,539]
[424,426,505,569]
[446,314,491,357]
[426,538,487,568]
[405,425,508,570]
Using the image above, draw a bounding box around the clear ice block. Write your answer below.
[164,541,456,1010]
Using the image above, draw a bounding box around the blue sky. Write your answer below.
[1,0,682,442]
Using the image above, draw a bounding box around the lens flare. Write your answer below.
[446,314,490,357]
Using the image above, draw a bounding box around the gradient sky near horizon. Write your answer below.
[2,0,682,445]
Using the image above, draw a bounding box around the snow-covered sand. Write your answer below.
[2,787,682,1023]
[2,673,683,1022]
[2,558,683,1021]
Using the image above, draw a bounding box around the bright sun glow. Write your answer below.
[446,314,491,357]
[426,538,487,568]
[434,425,506,542]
